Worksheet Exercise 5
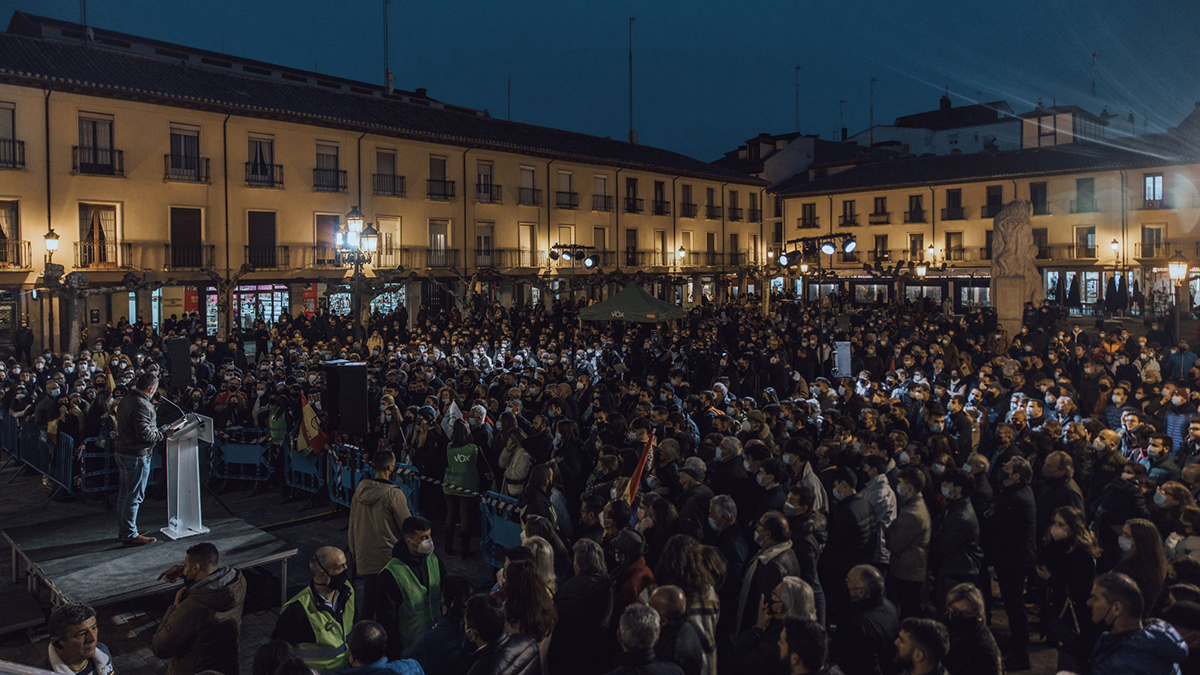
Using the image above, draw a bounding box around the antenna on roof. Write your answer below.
[507,76,512,121]
[628,16,637,144]
[383,0,393,94]
[838,99,847,141]
[869,77,878,146]
[1090,52,1099,100]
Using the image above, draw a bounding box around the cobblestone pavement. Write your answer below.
[0,463,494,674]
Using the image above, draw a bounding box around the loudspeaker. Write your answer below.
[321,361,367,435]
[165,336,192,390]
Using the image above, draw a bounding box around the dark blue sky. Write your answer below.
[4,0,1199,161]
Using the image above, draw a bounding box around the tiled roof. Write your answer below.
[0,15,763,186]
[773,138,1200,196]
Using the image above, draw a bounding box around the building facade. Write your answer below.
[0,12,766,348]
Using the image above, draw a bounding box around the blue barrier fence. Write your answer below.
[210,426,270,482]
[283,444,323,494]
[326,443,420,512]
[480,491,522,568]
[0,410,77,496]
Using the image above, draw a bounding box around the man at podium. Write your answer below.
[114,372,176,546]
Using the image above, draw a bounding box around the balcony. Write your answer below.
[399,247,459,269]
[902,249,927,262]
[245,162,283,188]
[0,240,31,269]
[652,200,671,216]
[592,194,614,212]
[1036,245,1052,259]
[980,247,993,261]
[313,168,347,193]
[748,208,762,223]
[74,242,132,269]
[163,244,214,270]
[903,209,926,223]
[555,191,579,209]
[981,204,1003,219]
[1135,242,1171,258]
[73,147,124,177]
[728,207,744,222]
[838,214,859,227]
[477,248,546,268]
[706,205,723,219]
[0,139,26,169]
[945,246,966,261]
[703,251,725,266]
[1070,199,1099,214]
[1070,245,1098,259]
[867,250,892,263]
[428,179,456,201]
[245,245,290,269]
[518,187,542,206]
[163,154,210,183]
[373,173,406,197]
[868,212,890,225]
[941,206,966,220]
[1135,195,1174,210]
[311,245,343,267]
[476,183,503,204]
[798,216,820,229]
[727,252,747,266]
[1032,202,1051,216]
[679,202,698,218]
[625,197,644,214]
[838,252,860,263]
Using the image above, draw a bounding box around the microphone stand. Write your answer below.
[157,392,234,518]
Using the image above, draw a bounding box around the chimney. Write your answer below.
[841,127,848,141]
[629,130,638,145]
[385,70,394,95]
[939,93,951,113]
[415,87,427,98]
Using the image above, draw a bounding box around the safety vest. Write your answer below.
[382,556,442,647]
[281,585,356,674]
[443,443,479,494]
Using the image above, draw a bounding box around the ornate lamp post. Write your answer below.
[337,206,377,346]
[1169,250,1188,343]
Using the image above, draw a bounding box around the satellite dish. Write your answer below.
[85,27,96,42]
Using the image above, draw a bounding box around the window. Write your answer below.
[801,203,817,226]
[558,225,575,248]
[986,185,1003,207]
[906,195,924,222]
[168,207,203,268]
[653,230,668,264]
[841,200,856,226]
[1030,182,1048,214]
[625,228,639,266]
[773,195,783,218]
[376,216,400,253]
[0,200,17,265]
[594,175,607,196]
[428,219,450,267]
[521,167,536,188]
[729,191,739,209]
[1141,224,1165,257]
[681,231,693,262]
[1033,228,1049,258]
[1075,225,1096,257]
[706,187,715,206]
[593,175,610,211]
[476,161,495,202]
[429,156,452,200]
[945,232,964,260]
[430,155,447,181]
[518,223,537,266]
[908,233,924,259]
[520,167,539,205]
[1074,178,1096,212]
[1145,173,1164,201]
[167,124,201,180]
[247,211,278,267]
[654,181,666,202]
[0,102,15,169]
[315,143,341,191]
[593,227,607,252]
[946,189,962,208]
[79,203,117,267]
[873,197,887,214]
[0,102,12,140]
[873,234,888,260]
[985,229,993,259]
[314,213,340,263]
[1038,115,1056,145]
[377,149,396,176]
[681,184,693,204]
[248,134,275,184]
[78,113,115,172]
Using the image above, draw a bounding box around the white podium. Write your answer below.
[160,414,215,540]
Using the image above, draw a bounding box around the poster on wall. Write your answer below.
[90,309,100,324]
[302,284,319,315]
[184,287,200,314]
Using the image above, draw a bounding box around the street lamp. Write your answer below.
[44,229,60,262]
[916,262,928,278]
[1170,250,1189,342]
[339,207,376,345]
[1111,238,1120,256]
[926,243,935,261]
[799,262,809,274]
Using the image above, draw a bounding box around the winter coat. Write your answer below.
[548,571,615,675]
[734,541,799,636]
[862,475,898,565]
[788,510,828,587]
[985,483,1037,569]
[467,634,542,675]
[1036,477,1085,539]
[151,567,247,675]
[830,596,900,675]
[886,494,931,583]
[822,493,873,575]
[601,648,685,675]
[942,618,1003,675]
[675,483,715,542]
[115,389,164,457]
[349,478,413,575]
[400,617,473,675]
[932,498,983,578]
[1090,619,1189,675]
[657,619,708,675]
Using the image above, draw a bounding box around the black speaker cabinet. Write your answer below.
[165,336,193,390]
[321,360,367,435]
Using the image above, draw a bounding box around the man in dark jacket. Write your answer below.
[463,594,541,675]
[649,586,706,675]
[674,467,715,541]
[603,603,685,675]
[819,467,873,627]
[985,456,1037,672]
[152,542,247,675]
[548,539,615,675]
[400,576,473,675]
[1036,451,1085,540]
[785,485,827,620]
[831,564,899,675]
[376,517,446,658]
[336,621,425,675]
[734,511,800,636]
[708,494,749,645]
[942,583,1003,675]
[931,469,983,614]
[1088,572,1189,675]
[13,319,32,365]
[115,372,171,546]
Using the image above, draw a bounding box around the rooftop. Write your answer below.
[0,11,763,186]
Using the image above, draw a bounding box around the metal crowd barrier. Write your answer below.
[0,410,77,501]
[78,436,167,493]
[326,443,420,512]
[480,491,522,568]
[283,443,324,494]
[210,426,271,482]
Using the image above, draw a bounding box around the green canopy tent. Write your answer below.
[579,282,686,322]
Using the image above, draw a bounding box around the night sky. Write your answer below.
[3,0,1199,161]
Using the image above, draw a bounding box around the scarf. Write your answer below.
[47,643,113,675]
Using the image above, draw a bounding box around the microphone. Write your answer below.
[156,392,191,425]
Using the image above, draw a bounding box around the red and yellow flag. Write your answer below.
[622,434,657,505]
[296,392,328,455]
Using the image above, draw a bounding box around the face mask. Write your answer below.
[416,538,435,556]
[897,451,911,466]
[743,458,752,473]
[782,454,794,466]
[707,516,719,530]
[752,530,763,545]
[931,463,945,475]
[930,423,944,434]
[941,485,954,499]
[1155,492,1168,507]
[1174,397,1187,406]
[832,488,844,501]
[740,420,752,433]
[1118,535,1133,552]
[1092,437,1107,451]
[714,447,725,462]
[756,474,767,487]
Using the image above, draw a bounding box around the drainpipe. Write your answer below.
[222,115,231,281]
[356,132,366,208]
[546,159,556,276]
[928,185,937,257]
[461,148,470,276]
[43,88,53,352]
[671,176,678,278]
[720,182,728,297]
[1119,170,1128,267]
[827,195,834,275]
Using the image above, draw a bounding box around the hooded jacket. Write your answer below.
[1090,618,1189,675]
[349,477,413,575]
[467,633,542,675]
[151,567,247,675]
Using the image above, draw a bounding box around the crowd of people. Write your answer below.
[17,290,1200,675]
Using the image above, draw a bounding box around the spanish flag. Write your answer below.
[105,364,115,392]
[296,392,328,455]
[622,434,657,505]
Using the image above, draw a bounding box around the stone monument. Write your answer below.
[990,200,1043,334]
